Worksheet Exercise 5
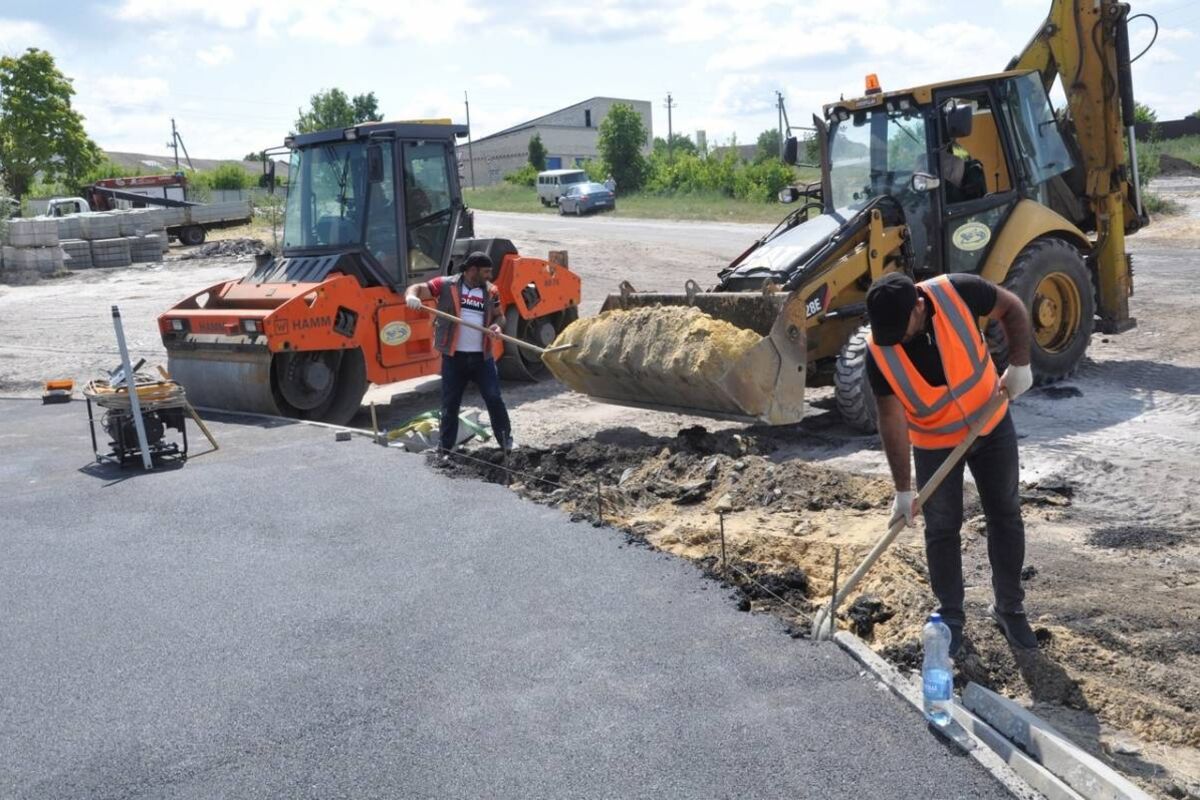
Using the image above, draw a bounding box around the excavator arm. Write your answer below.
[1010,0,1143,332]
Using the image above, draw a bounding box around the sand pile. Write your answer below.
[543,306,764,415]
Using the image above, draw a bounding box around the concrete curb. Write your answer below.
[834,631,1049,800]
[963,683,1153,800]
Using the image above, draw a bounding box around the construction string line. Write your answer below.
[437,446,815,627]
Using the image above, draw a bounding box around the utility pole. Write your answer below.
[169,118,179,169]
[464,91,476,190]
[664,93,675,162]
[776,91,785,159]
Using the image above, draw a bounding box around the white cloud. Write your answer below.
[0,18,56,53]
[472,73,512,90]
[196,44,234,66]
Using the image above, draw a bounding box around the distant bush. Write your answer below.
[190,164,253,191]
[642,150,796,202]
[504,163,538,187]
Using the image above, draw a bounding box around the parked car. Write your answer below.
[557,182,616,216]
[536,169,588,206]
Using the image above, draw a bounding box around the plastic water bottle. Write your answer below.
[922,613,953,726]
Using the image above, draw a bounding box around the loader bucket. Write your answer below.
[544,286,808,425]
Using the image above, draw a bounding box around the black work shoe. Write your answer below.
[499,434,515,454]
[948,623,964,658]
[989,605,1038,650]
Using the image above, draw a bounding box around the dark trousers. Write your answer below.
[914,412,1026,626]
[439,352,511,451]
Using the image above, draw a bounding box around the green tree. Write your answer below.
[244,150,264,162]
[1189,109,1200,120]
[1133,102,1157,125]
[652,133,697,158]
[0,48,100,199]
[294,88,384,134]
[527,133,547,170]
[208,163,252,190]
[598,103,648,191]
[755,129,782,163]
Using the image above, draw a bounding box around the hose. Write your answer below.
[83,373,188,412]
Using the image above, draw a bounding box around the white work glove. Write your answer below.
[405,294,424,311]
[890,490,916,527]
[1001,363,1033,400]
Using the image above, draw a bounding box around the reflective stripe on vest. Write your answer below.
[867,275,1007,449]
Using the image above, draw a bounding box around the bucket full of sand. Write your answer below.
[543,290,808,425]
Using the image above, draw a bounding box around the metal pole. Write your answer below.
[111,305,153,470]
[464,91,476,190]
[665,93,674,163]
[777,92,784,159]
[170,118,179,170]
[595,477,603,524]
[1127,126,1143,218]
[719,511,727,569]
[826,547,840,636]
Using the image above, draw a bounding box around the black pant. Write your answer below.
[439,352,511,452]
[914,411,1025,626]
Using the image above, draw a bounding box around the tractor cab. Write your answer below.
[271,121,469,290]
[818,70,1080,277]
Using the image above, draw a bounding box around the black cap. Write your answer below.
[464,251,493,269]
[866,273,918,346]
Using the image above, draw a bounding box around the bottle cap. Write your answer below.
[928,612,942,623]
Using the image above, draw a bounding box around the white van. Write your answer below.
[536,169,588,206]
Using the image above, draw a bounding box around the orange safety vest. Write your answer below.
[867,275,1007,450]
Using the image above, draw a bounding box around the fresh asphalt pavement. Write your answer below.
[1,398,1015,799]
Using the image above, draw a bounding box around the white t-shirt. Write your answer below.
[456,284,487,352]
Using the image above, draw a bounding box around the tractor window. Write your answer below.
[828,108,929,211]
[364,141,399,282]
[1002,73,1072,188]
[403,142,454,276]
[938,92,1011,201]
[283,141,367,250]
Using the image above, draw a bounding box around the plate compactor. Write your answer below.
[159,120,580,425]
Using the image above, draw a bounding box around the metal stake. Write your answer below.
[719,511,727,570]
[112,305,153,470]
[595,477,603,524]
[827,547,840,637]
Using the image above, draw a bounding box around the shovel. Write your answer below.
[810,390,1010,640]
[416,304,576,356]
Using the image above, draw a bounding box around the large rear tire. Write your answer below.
[180,225,206,246]
[834,325,879,434]
[998,238,1094,384]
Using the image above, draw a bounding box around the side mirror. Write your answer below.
[778,187,800,204]
[911,172,941,192]
[367,144,384,183]
[267,160,277,195]
[783,136,799,166]
[945,104,973,140]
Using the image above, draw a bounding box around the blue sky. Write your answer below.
[2,0,1197,160]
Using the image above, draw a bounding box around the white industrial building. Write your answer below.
[459,97,653,187]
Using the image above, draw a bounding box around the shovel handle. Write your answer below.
[811,389,1009,639]
[415,304,574,357]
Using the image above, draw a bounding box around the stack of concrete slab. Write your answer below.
[129,233,164,263]
[1,218,65,282]
[90,237,132,268]
[79,212,122,240]
[54,215,84,240]
[60,239,93,270]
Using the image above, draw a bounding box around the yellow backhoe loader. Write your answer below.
[550,0,1148,431]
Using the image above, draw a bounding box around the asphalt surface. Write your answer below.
[0,399,1015,799]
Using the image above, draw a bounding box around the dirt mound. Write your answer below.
[179,238,266,260]
[1087,525,1185,550]
[1159,154,1200,177]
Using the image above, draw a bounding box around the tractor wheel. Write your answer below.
[498,306,578,381]
[834,324,879,434]
[1000,238,1094,384]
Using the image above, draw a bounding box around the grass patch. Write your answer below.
[1143,134,1200,168]
[1143,191,1184,216]
[465,170,821,225]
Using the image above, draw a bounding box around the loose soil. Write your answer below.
[2,180,1199,796]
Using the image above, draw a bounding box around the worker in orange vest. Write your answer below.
[865,272,1036,657]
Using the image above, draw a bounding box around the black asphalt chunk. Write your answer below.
[0,399,1015,799]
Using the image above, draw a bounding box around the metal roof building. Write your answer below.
[458,97,652,187]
